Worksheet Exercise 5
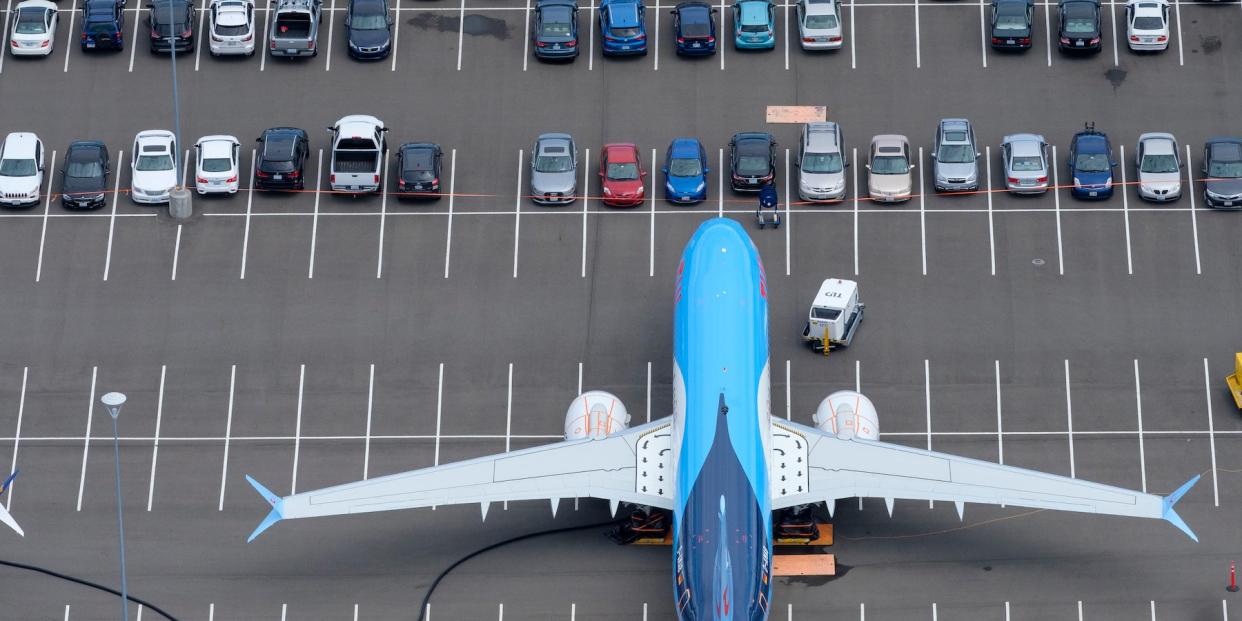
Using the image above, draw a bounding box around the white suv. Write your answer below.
[208,0,255,56]
[0,132,45,207]
[131,130,179,204]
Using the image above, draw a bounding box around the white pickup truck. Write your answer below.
[327,115,387,195]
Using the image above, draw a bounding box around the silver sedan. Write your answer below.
[1001,133,1049,194]
[530,133,578,205]
[796,0,843,49]
[1135,132,1181,201]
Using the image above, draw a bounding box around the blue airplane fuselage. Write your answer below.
[671,218,772,620]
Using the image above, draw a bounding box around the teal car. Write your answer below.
[732,0,775,48]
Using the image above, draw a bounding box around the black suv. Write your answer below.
[729,132,776,192]
[255,128,309,191]
[395,143,443,199]
[149,0,195,52]
[61,141,111,209]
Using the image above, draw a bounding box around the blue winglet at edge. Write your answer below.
[1,469,18,494]
[1161,474,1200,543]
[245,475,285,543]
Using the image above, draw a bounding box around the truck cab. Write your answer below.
[801,278,864,352]
[269,0,319,57]
[327,115,387,195]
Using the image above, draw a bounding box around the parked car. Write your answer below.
[327,115,386,195]
[254,127,309,190]
[395,142,442,199]
[662,137,708,204]
[599,143,645,207]
[797,121,847,202]
[1125,0,1168,51]
[61,141,110,209]
[732,0,775,49]
[530,133,577,205]
[796,0,842,49]
[194,135,240,195]
[269,0,320,57]
[600,0,647,55]
[1058,0,1100,51]
[1000,133,1049,194]
[9,0,58,57]
[208,0,255,56]
[533,0,579,60]
[130,130,178,204]
[729,132,776,192]
[990,0,1033,49]
[866,134,912,203]
[346,0,392,59]
[149,0,195,53]
[670,1,716,55]
[0,132,44,208]
[1067,122,1116,199]
[1134,132,1181,202]
[1201,137,1242,209]
[932,118,980,193]
[81,0,126,51]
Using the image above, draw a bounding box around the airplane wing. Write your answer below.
[768,420,1199,541]
[0,471,23,536]
[245,419,676,542]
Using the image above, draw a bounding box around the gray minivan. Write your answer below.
[796,122,847,202]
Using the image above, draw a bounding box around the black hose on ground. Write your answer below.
[0,558,180,621]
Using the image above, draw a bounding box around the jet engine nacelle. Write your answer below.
[564,390,631,440]
[813,390,880,440]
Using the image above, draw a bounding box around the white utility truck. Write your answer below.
[801,278,864,352]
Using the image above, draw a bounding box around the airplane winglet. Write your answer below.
[1161,475,1200,543]
[1,469,18,494]
[245,475,285,543]
[0,470,23,536]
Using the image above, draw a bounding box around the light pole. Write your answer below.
[101,392,129,621]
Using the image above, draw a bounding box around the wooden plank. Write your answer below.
[765,106,828,124]
[772,553,836,576]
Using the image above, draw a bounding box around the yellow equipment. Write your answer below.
[1228,353,1242,410]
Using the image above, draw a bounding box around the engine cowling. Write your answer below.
[564,390,631,440]
[813,390,879,440]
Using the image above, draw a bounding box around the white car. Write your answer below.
[1135,132,1181,202]
[796,0,843,50]
[208,0,255,56]
[9,0,58,57]
[1125,0,1168,51]
[0,132,44,207]
[194,135,241,195]
[131,130,179,204]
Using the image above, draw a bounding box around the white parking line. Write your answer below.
[128,2,141,71]
[503,362,513,510]
[389,0,400,70]
[103,151,121,281]
[75,366,98,512]
[649,148,656,277]
[326,0,336,70]
[1108,0,1118,65]
[652,1,659,70]
[1042,0,1051,66]
[259,0,271,70]
[1120,144,1133,274]
[977,0,987,67]
[363,363,374,479]
[146,365,166,511]
[6,367,27,511]
[62,0,77,72]
[1224,600,1229,621]
[924,358,932,508]
[985,145,995,275]
[217,364,235,510]
[171,225,183,280]
[513,149,523,278]
[0,0,13,75]
[1174,0,1183,65]
[918,146,926,275]
[1186,143,1201,274]
[852,147,859,275]
[581,147,590,278]
[195,0,208,69]
[307,148,323,279]
[1052,144,1064,274]
[849,0,855,68]
[375,151,389,278]
[995,360,1003,463]
[290,363,305,494]
[932,602,938,621]
[1150,600,1156,620]
[646,361,653,422]
[456,0,466,70]
[63,605,70,620]
[522,0,531,70]
[1202,357,1222,506]
[1078,601,1084,621]
[719,0,726,69]
[913,0,920,68]
[784,359,791,420]
[33,153,56,283]
[784,148,791,275]
[1133,358,1146,493]
[587,2,594,70]
[443,149,456,278]
[434,362,444,465]
[1064,359,1075,478]
[717,148,724,217]
[783,0,789,70]
[240,149,256,279]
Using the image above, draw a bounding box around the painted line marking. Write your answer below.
[62,0,77,72]
[456,0,465,70]
[218,364,236,510]
[718,148,725,217]
[924,358,932,508]
[0,0,13,75]
[919,146,927,275]
[995,360,1003,464]
[434,362,444,466]
[240,149,256,279]
[1066,359,1075,478]
[646,361,653,423]
[389,0,400,70]
[522,0,531,70]
[513,149,523,278]
[146,365,166,511]
[1186,143,1201,274]
[1174,0,1183,65]
[784,359,791,420]
[1121,144,1133,275]
[290,363,305,494]
[978,0,987,67]
[75,366,98,512]
[586,1,594,70]
[1134,358,1146,492]
[849,0,856,68]
[1108,0,1118,66]
[34,151,56,283]
[6,367,26,511]
[258,0,270,71]
[444,149,457,278]
[648,148,656,278]
[784,147,791,275]
[376,149,389,278]
[1203,357,1219,506]
[853,147,859,275]
[325,0,336,71]
[1052,144,1064,274]
[503,362,513,510]
[913,0,920,67]
[1043,0,1051,66]
[307,149,323,279]
[194,0,208,70]
[986,145,995,275]
[363,363,375,479]
[581,147,590,278]
[128,0,141,72]
[171,225,183,280]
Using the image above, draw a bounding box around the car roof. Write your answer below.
[801,0,836,15]
[1138,135,1175,155]
[1207,138,1242,159]
[871,134,908,150]
[1130,2,1163,15]
[199,139,235,159]
[538,0,578,7]
[603,143,639,160]
[1007,138,1045,158]
[606,0,641,24]
[84,0,121,14]
[669,138,703,157]
[136,129,175,144]
[738,0,770,23]
[2,133,39,158]
[15,0,57,11]
[676,0,712,13]
[275,0,318,9]
[804,123,841,152]
[1072,132,1109,152]
[536,134,573,153]
[67,142,107,160]
[1003,133,1045,146]
[400,142,439,152]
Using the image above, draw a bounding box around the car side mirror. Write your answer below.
[1111,160,1118,167]
[58,168,64,174]
[256,137,262,142]
[640,171,648,177]
[843,160,850,167]
[976,152,982,158]
[661,166,668,174]
[909,163,916,169]
[704,167,711,174]
[864,164,871,170]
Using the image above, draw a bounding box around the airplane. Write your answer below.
[246,217,1198,620]
[0,470,24,536]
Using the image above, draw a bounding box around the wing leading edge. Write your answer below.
[245,419,675,542]
[770,420,1199,542]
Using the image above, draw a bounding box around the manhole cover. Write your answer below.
[1032,258,1046,266]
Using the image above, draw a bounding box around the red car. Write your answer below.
[599,143,646,207]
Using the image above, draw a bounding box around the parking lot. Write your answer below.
[1,0,1242,617]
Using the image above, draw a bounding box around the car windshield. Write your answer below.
[611,25,641,36]
[680,13,711,36]
[1140,153,1177,174]
[1209,159,1242,178]
[1064,17,1095,33]
[740,22,768,32]
[937,144,974,164]
[1011,155,1043,171]
[85,20,118,34]
[66,158,103,178]
[540,12,572,36]
[804,14,837,29]
[668,157,702,177]
[216,22,248,35]
[15,11,47,34]
[801,152,842,174]
[534,154,573,173]
[1074,152,1110,172]
[201,157,232,173]
[736,155,769,175]
[607,162,639,181]
[1132,16,1162,30]
[871,154,908,174]
[136,154,174,171]
[0,159,37,176]
[995,13,1026,29]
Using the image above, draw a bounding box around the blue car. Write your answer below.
[600,0,647,55]
[81,0,126,51]
[732,0,774,49]
[1067,122,1116,199]
[663,138,709,204]
[671,1,716,55]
